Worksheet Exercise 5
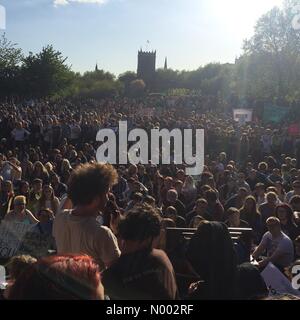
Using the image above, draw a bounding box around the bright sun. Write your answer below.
[209,0,284,38]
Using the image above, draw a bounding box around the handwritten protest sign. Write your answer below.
[17,231,54,259]
[0,222,34,258]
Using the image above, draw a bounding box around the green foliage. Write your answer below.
[238,0,300,105]
[0,33,23,68]
[0,34,23,98]
[21,45,74,98]
[2,0,300,107]
[129,79,146,97]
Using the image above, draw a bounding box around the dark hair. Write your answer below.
[165,206,177,216]
[227,207,240,216]
[275,203,294,223]
[67,163,118,206]
[236,263,268,300]
[118,203,161,242]
[8,255,102,300]
[37,208,55,220]
[290,195,300,205]
[186,221,237,300]
[254,183,265,189]
[205,189,217,202]
[33,178,43,185]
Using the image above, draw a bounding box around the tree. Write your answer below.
[0,33,23,68]
[129,79,146,97]
[21,45,73,98]
[241,0,300,104]
[154,69,182,92]
[118,71,137,95]
[0,34,23,99]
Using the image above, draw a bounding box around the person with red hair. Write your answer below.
[7,255,104,300]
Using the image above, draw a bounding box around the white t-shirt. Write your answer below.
[11,128,29,142]
[53,210,120,271]
[260,231,294,268]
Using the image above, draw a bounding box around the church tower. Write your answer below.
[137,49,156,87]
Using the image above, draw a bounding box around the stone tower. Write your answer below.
[137,50,156,87]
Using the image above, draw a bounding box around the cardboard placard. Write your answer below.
[0,222,34,258]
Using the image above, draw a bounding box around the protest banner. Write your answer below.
[233,109,253,125]
[17,231,54,259]
[0,222,34,258]
[261,262,300,296]
[263,105,290,123]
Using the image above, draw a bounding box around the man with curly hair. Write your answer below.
[102,203,178,300]
[53,163,120,271]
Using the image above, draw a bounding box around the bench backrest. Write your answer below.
[165,227,253,262]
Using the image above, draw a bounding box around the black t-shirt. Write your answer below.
[102,248,178,300]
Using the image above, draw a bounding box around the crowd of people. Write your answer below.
[0,96,300,300]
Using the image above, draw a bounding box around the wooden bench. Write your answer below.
[165,227,253,262]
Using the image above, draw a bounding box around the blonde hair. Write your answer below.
[14,195,26,205]
[45,162,53,172]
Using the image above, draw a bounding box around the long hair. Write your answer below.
[186,221,238,300]
[240,196,260,223]
[33,161,48,176]
[182,176,196,191]
[275,203,295,224]
[38,185,58,213]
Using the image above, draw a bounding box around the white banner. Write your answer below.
[233,109,253,125]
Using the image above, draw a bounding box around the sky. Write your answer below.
[0,0,284,76]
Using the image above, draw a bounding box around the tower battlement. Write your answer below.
[137,50,156,87]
